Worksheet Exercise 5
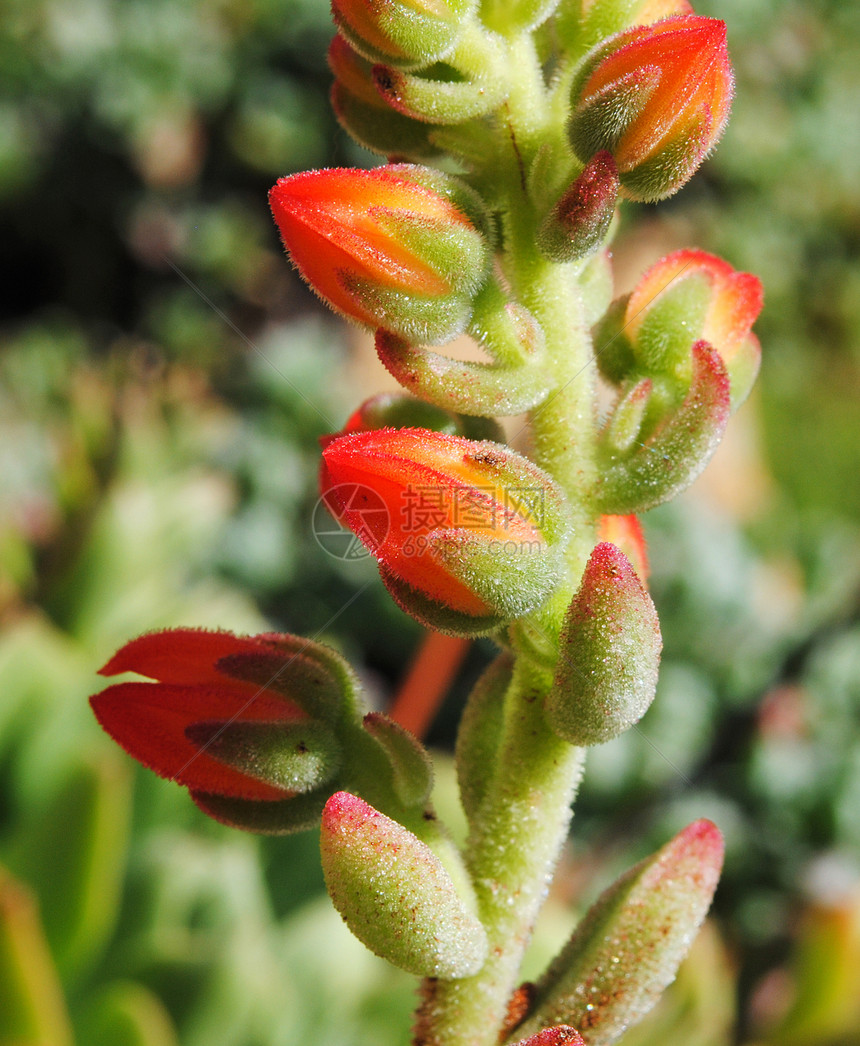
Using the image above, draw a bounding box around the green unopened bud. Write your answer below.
[516,820,724,1045]
[320,792,488,977]
[546,543,660,746]
[185,720,343,795]
[337,391,505,442]
[455,653,512,821]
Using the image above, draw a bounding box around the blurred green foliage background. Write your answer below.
[1,1,860,1043]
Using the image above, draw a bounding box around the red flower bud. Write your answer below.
[90,629,348,803]
[569,15,733,201]
[618,248,763,407]
[269,165,491,343]
[320,428,569,633]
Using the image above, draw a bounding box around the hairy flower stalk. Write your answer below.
[89,5,762,1046]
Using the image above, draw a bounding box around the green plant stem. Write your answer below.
[415,656,585,1046]
[415,33,603,1043]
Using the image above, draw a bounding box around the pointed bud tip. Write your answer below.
[512,1028,586,1046]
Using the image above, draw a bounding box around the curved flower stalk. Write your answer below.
[90,4,764,1046]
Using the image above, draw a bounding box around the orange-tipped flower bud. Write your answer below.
[569,15,734,202]
[270,165,491,344]
[320,428,570,634]
[598,248,763,408]
[332,0,475,68]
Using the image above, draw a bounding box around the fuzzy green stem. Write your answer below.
[414,657,585,1046]
[413,27,607,1046]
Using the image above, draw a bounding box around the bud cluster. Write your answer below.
[91,3,765,1046]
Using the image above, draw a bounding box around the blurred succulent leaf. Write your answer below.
[7,751,132,982]
[0,865,74,1046]
[77,981,180,1046]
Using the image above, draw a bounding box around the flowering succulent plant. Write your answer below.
[90,1,762,1044]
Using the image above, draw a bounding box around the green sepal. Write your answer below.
[469,283,547,367]
[373,29,508,125]
[333,0,477,69]
[556,0,668,56]
[569,68,659,163]
[331,80,444,159]
[371,208,490,295]
[593,294,636,385]
[545,542,661,746]
[344,271,475,345]
[579,248,615,327]
[633,271,711,375]
[376,330,553,417]
[480,0,561,33]
[0,866,74,1046]
[321,791,488,977]
[455,653,512,821]
[190,785,332,835]
[361,712,434,806]
[725,335,761,412]
[215,636,364,725]
[595,342,730,514]
[513,820,724,1045]
[619,114,710,203]
[601,376,652,454]
[379,565,507,636]
[429,528,567,621]
[185,720,343,795]
[346,392,505,442]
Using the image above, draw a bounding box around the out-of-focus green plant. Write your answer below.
[1,0,859,1042]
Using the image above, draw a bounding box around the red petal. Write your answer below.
[99,628,280,687]
[90,681,299,800]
